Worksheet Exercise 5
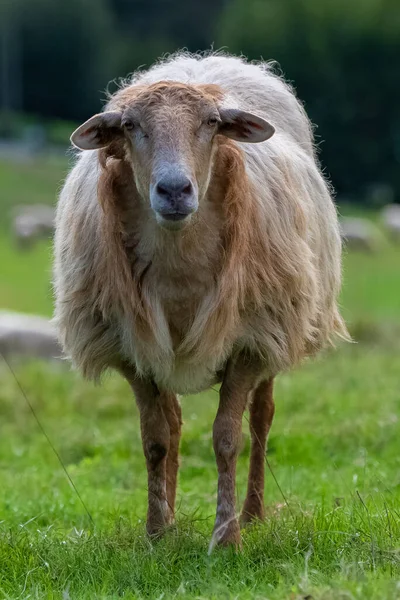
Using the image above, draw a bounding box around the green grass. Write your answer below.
[0,157,399,598]
[1,346,399,598]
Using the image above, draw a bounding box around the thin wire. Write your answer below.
[210,384,293,517]
[265,455,293,516]
[243,412,293,517]
[1,352,95,527]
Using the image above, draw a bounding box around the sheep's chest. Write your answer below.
[127,224,226,393]
[146,259,215,348]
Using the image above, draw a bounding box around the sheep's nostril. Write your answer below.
[155,177,193,200]
[182,183,192,196]
[156,182,170,197]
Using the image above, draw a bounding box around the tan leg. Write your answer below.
[121,365,172,536]
[160,392,182,517]
[241,377,275,524]
[212,353,264,547]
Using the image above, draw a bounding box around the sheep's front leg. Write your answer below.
[212,353,264,547]
[121,365,172,536]
[160,392,182,518]
[241,377,275,523]
[138,390,172,535]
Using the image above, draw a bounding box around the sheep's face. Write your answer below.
[71,82,274,231]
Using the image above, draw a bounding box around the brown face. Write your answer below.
[71,82,275,231]
[120,84,223,230]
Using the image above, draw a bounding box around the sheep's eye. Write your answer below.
[207,117,220,127]
[123,120,135,131]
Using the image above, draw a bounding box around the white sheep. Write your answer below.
[12,204,55,249]
[54,52,348,546]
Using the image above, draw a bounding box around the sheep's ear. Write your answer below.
[218,108,275,143]
[70,111,123,150]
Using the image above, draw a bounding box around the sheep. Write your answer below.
[53,52,348,547]
[12,204,55,249]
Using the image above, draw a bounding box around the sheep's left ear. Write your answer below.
[218,108,275,143]
[70,111,123,150]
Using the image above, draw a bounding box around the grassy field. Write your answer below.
[0,157,399,599]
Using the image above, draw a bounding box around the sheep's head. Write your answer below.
[71,82,275,230]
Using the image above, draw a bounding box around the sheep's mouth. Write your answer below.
[155,211,193,231]
[160,212,190,221]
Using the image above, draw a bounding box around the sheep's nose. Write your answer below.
[155,177,193,203]
[150,172,198,228]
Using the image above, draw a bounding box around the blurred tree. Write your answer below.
[1,1,23,118]
[106,0,227,93]
[218,0,400,201]
[2,0,399,202]
[3,0,226,120]
[16,0,118,120]
[109,0,226,49]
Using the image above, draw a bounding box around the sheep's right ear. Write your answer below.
[70,111,123,150]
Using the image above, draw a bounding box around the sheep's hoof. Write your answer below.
[240,502,264,527]
[213,519,242,549]
[146,521,166,539]
[146,506,175,539]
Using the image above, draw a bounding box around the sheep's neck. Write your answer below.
[122,196,225,349]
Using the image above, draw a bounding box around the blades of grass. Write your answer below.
[0,351,95,528]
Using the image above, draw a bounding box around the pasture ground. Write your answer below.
[0,157,399,599]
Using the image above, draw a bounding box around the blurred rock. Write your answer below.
[339,217,380,252]
[381,204,400,241]
[0,311,63,362]
[12,204,55,249]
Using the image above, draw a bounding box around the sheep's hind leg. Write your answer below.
[121,365,171,536]
[241,377,275,524]
[212,354,264,548]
